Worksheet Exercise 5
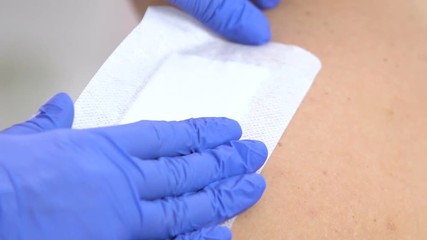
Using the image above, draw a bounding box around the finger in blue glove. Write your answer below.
[140,174,266,239]
[89,117,242,159]
[1,92,74,135]
[253,0,281,9]
[0,93,267,240]
[175,226,232,240]
[168,0,277,45]
[134,140,267,200]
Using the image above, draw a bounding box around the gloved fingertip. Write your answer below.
[222,11,272,45]
[175,226,232,240]
[205,226,232,240]
[218,117,242,140]
[177,0,272,45]
[233,140,268,172]
[226,174,266,212]
[38,92,75,128]
[247,173,267,192]
[186,117,242,150]
[40,92,73,114]
[0,93,75,135]
[253,0,281,10]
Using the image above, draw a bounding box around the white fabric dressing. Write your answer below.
[73,6,322,227]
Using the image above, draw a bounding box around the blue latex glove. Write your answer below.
[168,0,281,45]
[0,93,267,240]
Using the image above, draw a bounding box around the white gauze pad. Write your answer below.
[121,54,269,124]
[73,6,321,227]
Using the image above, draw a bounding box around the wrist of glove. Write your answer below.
[0,93,267,240]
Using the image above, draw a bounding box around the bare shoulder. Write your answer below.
[233,0,427,239]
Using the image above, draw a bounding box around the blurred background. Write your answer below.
[0,1,149,128]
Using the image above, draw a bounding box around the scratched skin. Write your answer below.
[134,0,427,239]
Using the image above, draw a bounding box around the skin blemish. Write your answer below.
[385,108,395,117]
[386,219,398,232]
[307,209,318,218]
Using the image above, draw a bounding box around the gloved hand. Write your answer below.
[0,93,268,240]
[168,0,281,45]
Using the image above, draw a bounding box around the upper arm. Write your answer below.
[233,0,427,239]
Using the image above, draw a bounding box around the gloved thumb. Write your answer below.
[1,92,74,135]
[169,0,272,45]
[175,226,232,240]
[253,0,281,9]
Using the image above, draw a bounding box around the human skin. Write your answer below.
[135,0,427,239]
